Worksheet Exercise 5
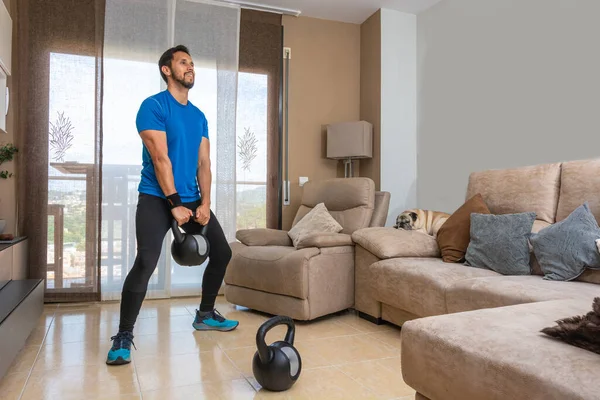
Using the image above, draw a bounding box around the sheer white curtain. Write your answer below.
[101,0,239,300]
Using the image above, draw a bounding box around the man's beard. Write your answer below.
[175,71,194,89]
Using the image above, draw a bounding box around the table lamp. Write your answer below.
[326,121,373,177]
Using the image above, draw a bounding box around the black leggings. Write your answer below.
[118,193,232,332]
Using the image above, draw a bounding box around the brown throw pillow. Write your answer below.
[540,297,600,355]
[436,193,491,263]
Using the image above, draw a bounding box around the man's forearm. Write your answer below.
[198,165,211,205]
[154,157,177,196]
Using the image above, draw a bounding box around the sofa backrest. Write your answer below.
[370,191,391,227]
[292,177,375,234]
[465,162,561,223]
[466,157,600,285]
[555,158,600,224]
[555,158,600,286]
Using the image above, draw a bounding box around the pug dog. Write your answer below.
[394,209,451,238]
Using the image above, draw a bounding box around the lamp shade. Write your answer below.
[326,121,373,159]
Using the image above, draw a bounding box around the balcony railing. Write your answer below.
[47,162,266,291]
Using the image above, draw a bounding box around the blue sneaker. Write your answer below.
[193,309,239,332]
[106,331,135,365]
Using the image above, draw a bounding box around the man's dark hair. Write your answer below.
[158,45,191,83]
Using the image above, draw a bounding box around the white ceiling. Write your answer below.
[233,0,443,23]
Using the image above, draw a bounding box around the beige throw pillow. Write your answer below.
[288,203,343,248]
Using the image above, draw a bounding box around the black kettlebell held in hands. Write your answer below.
[252,315,302,392]
[170,219,210,266]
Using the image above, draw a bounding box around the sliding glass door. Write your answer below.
[236,71,269,230]
[46,52,99,295]
[30,1,281,302]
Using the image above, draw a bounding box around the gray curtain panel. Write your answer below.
[16,0,105,302]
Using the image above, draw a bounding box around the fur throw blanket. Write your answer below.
[541,297,600,355]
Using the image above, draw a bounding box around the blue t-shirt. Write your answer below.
[135,90,209,202]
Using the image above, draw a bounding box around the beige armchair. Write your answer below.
[224,177,390,320]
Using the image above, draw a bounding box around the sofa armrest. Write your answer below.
[295,233,353,249]
[351,227,440,259]
[236,228,293,247]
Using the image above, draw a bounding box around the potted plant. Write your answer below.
[0,142,17,179]
[0,143,17,239]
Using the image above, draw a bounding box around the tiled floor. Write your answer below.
[0,296,415,399]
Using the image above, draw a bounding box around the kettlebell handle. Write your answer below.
[171,219,209,243]
[171,219,185,243]
[256,315,296,364]
[200,223,208,236]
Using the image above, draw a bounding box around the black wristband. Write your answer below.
[166,193,183,209]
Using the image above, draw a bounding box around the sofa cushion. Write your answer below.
[294,233,353,249]
[446,275,600,313]
[236,228,293,246]
[368,258,499,317]
[436,193,491,263]
[401,299,599,400]
[530,202,600,281]
[352,228,440,259]
[465,162,561,223]
[556,158,600,224]
[465,212,536,275]
[224,243,320,299]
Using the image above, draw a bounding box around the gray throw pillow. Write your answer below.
[465,212,536,275]
[529,202,600,281]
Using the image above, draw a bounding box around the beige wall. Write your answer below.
[417,0,600,213]
[358,10,381,190]
[0,0,17,236]
[281,16,360,230]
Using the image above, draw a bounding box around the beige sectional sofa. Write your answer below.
[352,158,600,400]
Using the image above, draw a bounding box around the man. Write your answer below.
[106,45,239,366]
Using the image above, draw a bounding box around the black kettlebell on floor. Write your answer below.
[170,219,210,266]
[252,315,302,392]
